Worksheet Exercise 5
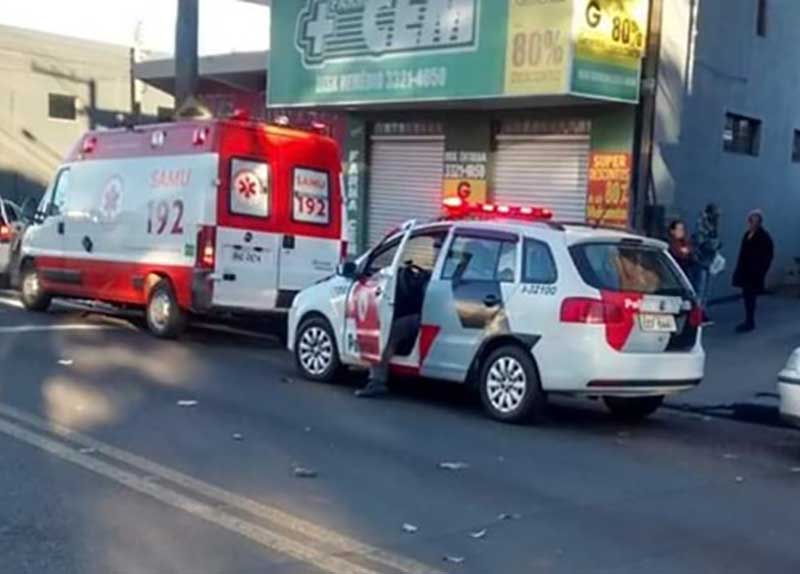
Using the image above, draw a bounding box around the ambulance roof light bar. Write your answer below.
[442,197,553,221]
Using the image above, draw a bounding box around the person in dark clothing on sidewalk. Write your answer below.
[668,219,694,276]
[732,210,774,333]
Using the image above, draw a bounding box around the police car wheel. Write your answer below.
[146,280,186,339]
[479,346,545,424]
[295,317,340,383]
[603,396,664,422]
[20,264,51,312]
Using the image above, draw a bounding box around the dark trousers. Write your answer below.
[368,314,420,386]
[742,288,758,327]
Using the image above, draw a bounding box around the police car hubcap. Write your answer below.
[299,327,333,376]
[487,357,527,414]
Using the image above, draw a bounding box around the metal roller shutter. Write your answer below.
[367,136,445,246]
[493,135,591,222]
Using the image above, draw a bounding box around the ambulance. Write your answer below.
[19,118,344,338]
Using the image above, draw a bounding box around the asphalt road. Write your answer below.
[1,293,800,574]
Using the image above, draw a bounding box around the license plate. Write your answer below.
[639,313,677,333]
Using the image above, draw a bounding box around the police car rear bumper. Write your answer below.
[539,342,705,396]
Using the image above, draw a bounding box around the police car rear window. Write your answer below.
[570,243,689,296]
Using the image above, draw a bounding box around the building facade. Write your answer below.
[652,0,800,295]
[269,0,651,253]
[0,25,171,205]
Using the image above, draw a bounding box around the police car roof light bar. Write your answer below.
[442,197,553,222]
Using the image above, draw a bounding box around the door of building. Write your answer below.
[492,135,591,222]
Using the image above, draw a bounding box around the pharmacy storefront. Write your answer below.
[270,0,650,251]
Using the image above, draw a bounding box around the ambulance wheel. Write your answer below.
[479,345,545,424]
[603,396,664,422]
[295,316,340,383]
[20,263,51,312]
[146,280,186,339]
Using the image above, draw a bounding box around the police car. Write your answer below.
[288,199,706,423]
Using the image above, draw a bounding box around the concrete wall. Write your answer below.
[0,25,171,205]
[653,0,800,295]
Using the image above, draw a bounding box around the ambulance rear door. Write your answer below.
[213,147,279,311]
[276,135,343,305]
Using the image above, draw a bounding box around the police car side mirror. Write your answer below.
[338,261,358,279]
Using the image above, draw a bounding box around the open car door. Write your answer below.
[345,221,415,363]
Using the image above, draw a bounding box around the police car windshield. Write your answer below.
[570,242,690,297]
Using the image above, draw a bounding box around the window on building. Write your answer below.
[723,113,761,156]
[792,131,800,163]
[756,0,768,37]
[48,94,77,121]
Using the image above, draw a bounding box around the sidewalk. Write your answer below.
[666,294,800,423]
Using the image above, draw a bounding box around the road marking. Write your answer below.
[0,296,23,309]
[0,415,385,574]
[0,403,441,574]
[0,324,115,334]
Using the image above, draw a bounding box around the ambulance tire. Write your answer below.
[19,263,51,312]
[146,280,186,339]
[479,345,545,424]
[603,395,664,422]
[294,316,341,383]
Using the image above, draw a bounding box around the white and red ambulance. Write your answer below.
[19,118,344,338]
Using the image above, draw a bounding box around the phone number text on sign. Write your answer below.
[315,67,447,95]
[293,168,330,225]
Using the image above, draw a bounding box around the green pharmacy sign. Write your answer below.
[269,0,649,107]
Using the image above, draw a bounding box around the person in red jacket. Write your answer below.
[668,220,694,276]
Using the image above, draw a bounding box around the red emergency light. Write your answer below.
[442,197,553,221]
[0,224,11,244]
[81,136,97,154]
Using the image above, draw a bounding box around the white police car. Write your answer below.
[288,200,706,423]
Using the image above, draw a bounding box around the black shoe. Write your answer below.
[735,323,755,334]
[355,383,389,398]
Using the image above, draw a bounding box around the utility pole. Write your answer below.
[174,0,199,114]
[632,0,664,234]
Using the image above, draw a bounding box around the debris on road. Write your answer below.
[58,359,74,366]
[735,476,745,483]
[292,466,318,479]
[790,467,800,473]
[722,453,739,460]
[304,427,312,433]
[402,523,418,534]
[443,555,465,564]
[78,447,96,455]
[176,400,198,407]
[469,529,487,539]
[281,376,295,384]
[232,433,245,441]
[438,461,469,471]
[497,513,522,521]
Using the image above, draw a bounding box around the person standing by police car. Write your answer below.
[733,209,773,333]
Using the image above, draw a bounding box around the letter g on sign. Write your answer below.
[586,0,602,28]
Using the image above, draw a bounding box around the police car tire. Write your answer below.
[20,264,51,312]
[479,345,545,424]
[146,280,186,339]
[603,395,664,422]
[295,317,341,383]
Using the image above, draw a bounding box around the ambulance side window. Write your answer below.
[292,167,330,225]
[229,159,270,218]
[42,168,70,219]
